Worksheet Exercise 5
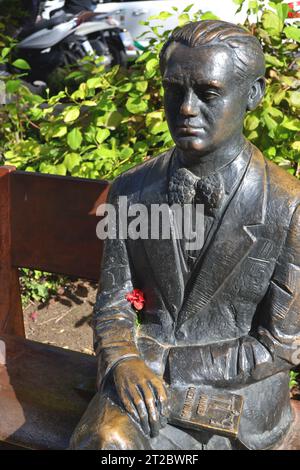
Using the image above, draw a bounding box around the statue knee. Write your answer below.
[98,424,136,450]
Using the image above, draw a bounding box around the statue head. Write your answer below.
[160,20,266,158]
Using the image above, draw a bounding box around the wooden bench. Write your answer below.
[0,166,109,449]
[0,165,299,450]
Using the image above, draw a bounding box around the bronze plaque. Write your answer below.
[169,386,244,438]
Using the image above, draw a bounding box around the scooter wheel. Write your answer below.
[108,44,127,68]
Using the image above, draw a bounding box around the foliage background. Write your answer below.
[0,0,299,181]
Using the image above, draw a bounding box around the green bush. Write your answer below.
[240,0,300,175]
[19,268,66,306]
[289,370,299,389]
[1,0,299,181]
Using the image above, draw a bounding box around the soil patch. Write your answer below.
[24,280,97,355]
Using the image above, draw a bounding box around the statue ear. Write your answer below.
[247,77,266,111]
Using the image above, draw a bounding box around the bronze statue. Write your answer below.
[70,20,300,450]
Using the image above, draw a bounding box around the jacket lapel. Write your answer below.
[176,145,268,329]
[139,149,185,316]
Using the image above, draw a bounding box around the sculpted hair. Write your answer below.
[160,20,266,81]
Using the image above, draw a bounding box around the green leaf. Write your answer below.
[106,111,123,128]
[233,0,245,12]
[284,26,300,43]
[200,12,220,21]
[54,164,67,176]
[145,58,159,75]
[248,0,258,13]
[262,11,283,37]
[134,141,148,154]
[135,50,153,63]
[97,145,117,160]
[6,79,21,93]
[82,100,97,107]
[274,3,289,22]
[266,107,283,119]
[247,130,259,140]
[263,113,278,131]
[64,153,81,172]
[183,4,194,13]
[273,89,286,105]
[244,114,260,131]
[136,80,148,93]
[12,58,31,70]
[126,96,148,114]
[178,13,190,27]
[40,163,66,175]
[67,128,83,150]
[87,76,106,89]
[119,82,133,93]
[148,11,173,21]
[280,75,298,88]
[265,146,276,158]
[288,91,300,108]
[120,147,134,159]
[264,53,283,68]
[96,128,110,144]
[71,88,85,100]
[282,118,300,131]
[276,2,289,22]
[145,110,167,134]
[1,47,10,59]
[291,142,300,151]
[63,107,80,123]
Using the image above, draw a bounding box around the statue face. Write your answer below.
[162,43,251,157]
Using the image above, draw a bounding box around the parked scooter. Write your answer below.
[13,7,135,83]
[41,0,136,64]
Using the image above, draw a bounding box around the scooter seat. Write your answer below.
[18,13,71,39]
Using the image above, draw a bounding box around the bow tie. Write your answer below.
[168,167,224,215]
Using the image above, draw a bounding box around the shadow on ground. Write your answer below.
[24,280,98,355]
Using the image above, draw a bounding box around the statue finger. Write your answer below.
[151,378,170,420]
[132,386,151,437]
[142,382,160,437]
[147,380,166,427]
[121,388,140,423]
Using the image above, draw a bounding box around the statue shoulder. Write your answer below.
[249,144,299,229]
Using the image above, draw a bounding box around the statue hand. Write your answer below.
[113,357,169,438]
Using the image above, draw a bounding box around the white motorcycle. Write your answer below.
[14,5,135,82]
[41,0,136,63]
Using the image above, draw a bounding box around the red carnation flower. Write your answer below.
[288,1,300,17]
[125,289,145,311]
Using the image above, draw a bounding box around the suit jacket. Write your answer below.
[93,142,300,450]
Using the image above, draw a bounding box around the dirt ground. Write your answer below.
[24,280,98,355]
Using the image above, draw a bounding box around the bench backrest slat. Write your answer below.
[10,171,109,280]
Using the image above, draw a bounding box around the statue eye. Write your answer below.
[195,88,220,102]
[202,91,220,102]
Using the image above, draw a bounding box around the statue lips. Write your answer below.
[176,126,205,137]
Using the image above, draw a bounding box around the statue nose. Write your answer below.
[180,90,198,117]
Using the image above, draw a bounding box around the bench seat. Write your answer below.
[0,334,96,449]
